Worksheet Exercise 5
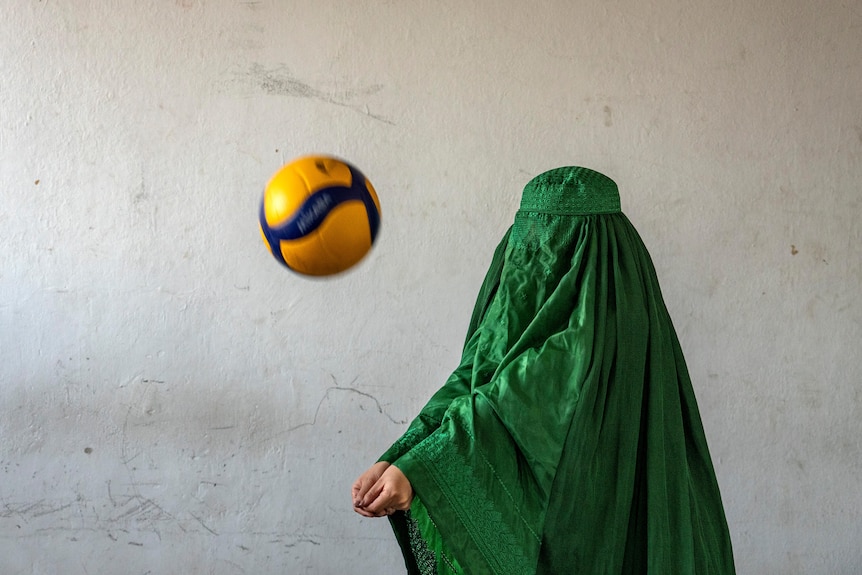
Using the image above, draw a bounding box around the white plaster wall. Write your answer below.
[1,1,860,573]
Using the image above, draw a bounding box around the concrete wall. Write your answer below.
[2,1,860,573]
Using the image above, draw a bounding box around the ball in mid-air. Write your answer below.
[259,156,381,276]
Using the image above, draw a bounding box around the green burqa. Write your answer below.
[379,167,735,575]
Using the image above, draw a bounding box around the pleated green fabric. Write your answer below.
[381,167,735,575]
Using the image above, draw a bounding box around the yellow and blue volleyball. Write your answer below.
[259,156,381,276]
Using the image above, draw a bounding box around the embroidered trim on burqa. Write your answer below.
[518,166,620,216]
[407,510,439,575]
[381,426,427,463]
[416,426,536,575]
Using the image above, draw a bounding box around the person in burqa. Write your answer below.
[352,166,736,575]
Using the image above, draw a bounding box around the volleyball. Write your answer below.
[259,156,381,276]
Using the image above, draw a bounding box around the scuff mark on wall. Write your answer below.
[255,379,408,447]
[220,63,395,125]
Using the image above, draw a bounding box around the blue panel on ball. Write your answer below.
[350,166,380,244]
[265,165,380,242]
[259,200,290,268]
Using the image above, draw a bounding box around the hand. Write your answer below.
[355,465,414,518]
[352,461,390,516]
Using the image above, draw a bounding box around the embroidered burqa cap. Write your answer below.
[380,167,735,574]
